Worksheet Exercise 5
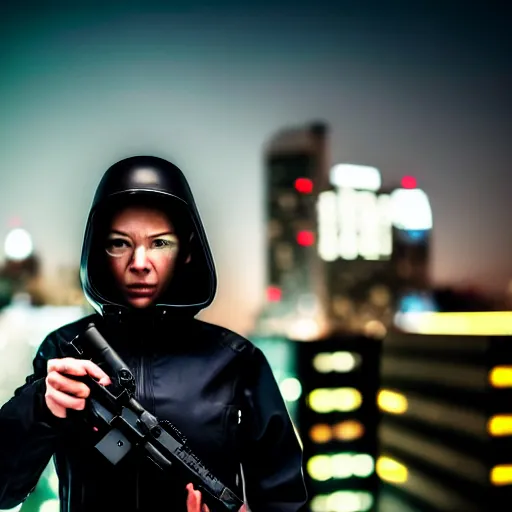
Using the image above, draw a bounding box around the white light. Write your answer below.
[338,188,358,260]
[39,499,60,512]
[317,189,393,261]
[390,188,433,230]
[352,454,375,477]
[4,228,34,261]
[317,191,338,262]
[377,195,393,256]
[280,378,302,402]
[330,164,381,191]
[288,318,320,341]
[48,469,59,494]
[357,191,380,260]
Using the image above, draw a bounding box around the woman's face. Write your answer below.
[105,205,181,308]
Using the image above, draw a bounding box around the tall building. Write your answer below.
[317,165,394,337]
[255,121,331,340]
[389,176,434,316]
[296,336,382,512]
[377,311,512,512]
[317,171,434,336]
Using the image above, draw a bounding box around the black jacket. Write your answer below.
[0,156,307,511]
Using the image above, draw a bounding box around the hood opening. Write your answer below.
[80,156,217,319]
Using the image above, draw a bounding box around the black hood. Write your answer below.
[80,156,217,321]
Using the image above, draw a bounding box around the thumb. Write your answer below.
[186,483,202,512]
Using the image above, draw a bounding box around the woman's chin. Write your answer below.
[127,297,154,309]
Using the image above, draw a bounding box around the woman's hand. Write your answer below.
[45,357,111,418]
[185,483,246,512]
[186,484,210,512]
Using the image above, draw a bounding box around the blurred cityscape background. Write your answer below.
[0,2,510,512]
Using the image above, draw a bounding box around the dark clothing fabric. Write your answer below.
[0,314,307,511]
[0,156,307,511]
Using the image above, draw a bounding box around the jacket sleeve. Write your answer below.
[240,346,308,512]
[0,332,66,509]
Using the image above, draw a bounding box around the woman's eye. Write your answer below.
[153,238,177,249]
[105,238,131,256]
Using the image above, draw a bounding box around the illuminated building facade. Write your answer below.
[296,336,382,512]
[317,165,394,336]
[317,170,434,336]
[377,311,512,512]
[389,176,434,316]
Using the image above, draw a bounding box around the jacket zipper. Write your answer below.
[135,353,145,511]
[138,353,146,402]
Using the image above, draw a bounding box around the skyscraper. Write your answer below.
[255,121,330,340]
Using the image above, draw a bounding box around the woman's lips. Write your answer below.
[126,285,157,296]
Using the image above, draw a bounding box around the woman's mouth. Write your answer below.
[126,285,157,297]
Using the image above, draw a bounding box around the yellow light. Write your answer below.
[310,424,332,443]
[394,311,512,336]
[333,420,365,441]
[377,389,408,414]
[376,456,408,484]
[307,453,375,481]
[309,420,365,443]
[310,491,374,512]
[489,366,512,388]
[312,351,360,373]
[308,388,362,413]
[491,464,512,486]
[307,455,332,481]
[488,415,512,437]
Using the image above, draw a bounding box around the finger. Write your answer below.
[186,483,202,512]
[202,504,210,512]
[48,358,88,376]
[45,395,67,418]
[47,358,111,386]
[81,360,111,385]
[46,372,91,398]
[46,387,86,411]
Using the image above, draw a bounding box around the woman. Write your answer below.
[0,156,307,511]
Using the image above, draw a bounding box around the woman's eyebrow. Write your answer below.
[109,230,131,237]
[150,231,176,238]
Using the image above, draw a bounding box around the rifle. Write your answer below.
[67,322,244,512]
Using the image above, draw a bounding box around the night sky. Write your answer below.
[0,2,510,333]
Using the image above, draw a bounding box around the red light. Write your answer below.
[267,286,282,302]
[294,178,313,194]
[401,176,417,189]
[296,230,315,246]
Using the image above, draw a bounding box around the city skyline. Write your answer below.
[0,2,510,333]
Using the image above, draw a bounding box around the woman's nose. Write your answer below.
[131,245,150,270]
